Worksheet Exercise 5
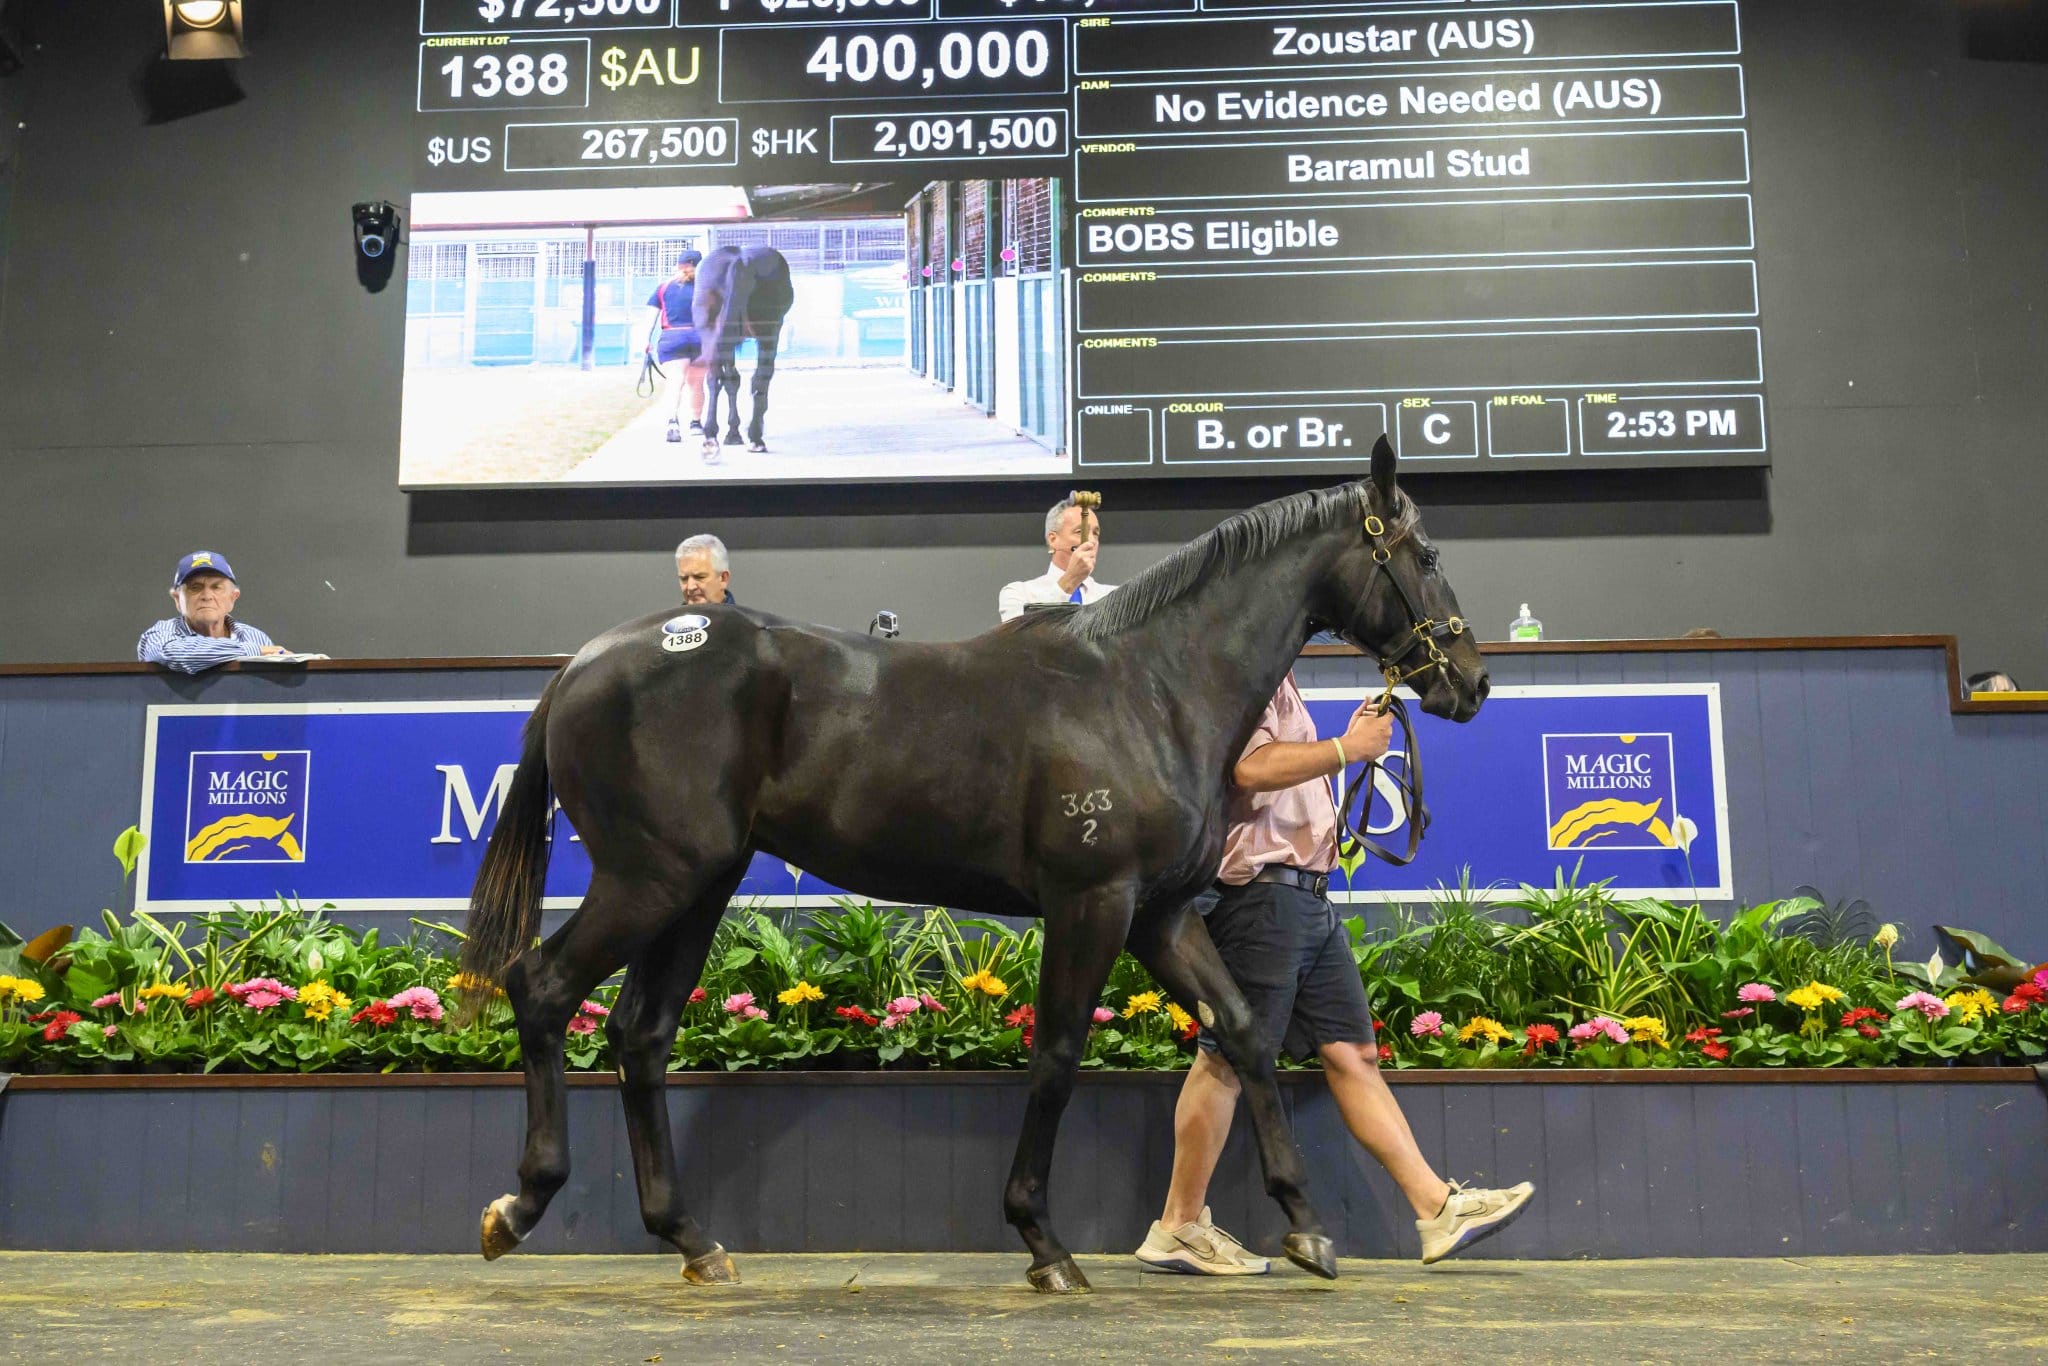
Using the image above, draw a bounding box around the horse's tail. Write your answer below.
[457,671,561,1021]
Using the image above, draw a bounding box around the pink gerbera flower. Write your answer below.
[1737,983,1776,1003]
[388,986,444,1022]
[919,993,947,1014]
[723,991,756,1015]
[1569,1016,1630,1046]
[567,1014,599,1035]
[887,996,922,1017]
[1410,1011,1445,1038]
[1721,1007,1754,1020]
[1894,991,1948,1020]
[742,1004,767,1021]
[1092,1006,1116,1025]
[227,977,299,1011]
[92,992,122,1009]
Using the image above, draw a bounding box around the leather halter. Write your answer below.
[1336,497,1468,868]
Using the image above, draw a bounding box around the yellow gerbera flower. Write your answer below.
[961,970,1009,998]
[298,980,352,1023]
[1622,1015,1668,1045]
[140,982,190,1001]
[1122,990,1162,1018]
[1165,1002,1194,1033]
[1785,981,1845,1011]
[1457,1016,1512,1045]
[1942,988,1999,1025]
[0,975,46,1004]
[777,981,824,1007]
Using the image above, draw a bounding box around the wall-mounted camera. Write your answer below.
[353,200,399,259]
[352,200,400,293]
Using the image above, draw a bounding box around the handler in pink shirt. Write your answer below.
[1134,673,1535,1276]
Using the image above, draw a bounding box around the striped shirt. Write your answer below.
[137,616,274,674]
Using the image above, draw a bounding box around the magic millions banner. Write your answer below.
[137,687,1729,912]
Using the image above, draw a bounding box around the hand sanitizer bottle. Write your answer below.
[1510,603,1543,641]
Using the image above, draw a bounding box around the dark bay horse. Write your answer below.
[462,437,1487,1292]
[691,243,793,455]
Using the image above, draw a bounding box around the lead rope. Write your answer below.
[1338,687,1431,867]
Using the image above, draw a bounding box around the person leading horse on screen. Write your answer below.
[692,243,794,462]
[642,250,709,448]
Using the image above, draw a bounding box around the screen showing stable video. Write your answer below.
[400,2,1768,488]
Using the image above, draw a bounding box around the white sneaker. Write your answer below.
[1134,1206,1270,1275]
[1417,1180,1534,1265]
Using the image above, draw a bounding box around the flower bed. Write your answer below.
[2,876,2044,1076]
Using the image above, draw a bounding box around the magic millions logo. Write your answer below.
[1541,734,1685,851]
[184,750,311,863]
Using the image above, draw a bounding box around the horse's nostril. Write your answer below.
[1475,675,1491,703]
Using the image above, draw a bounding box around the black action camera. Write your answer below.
[352,201,400,259]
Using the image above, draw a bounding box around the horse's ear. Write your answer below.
[1369,433,1397,503]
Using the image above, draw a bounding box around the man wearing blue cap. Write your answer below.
[137,553,287,673]
[645,250,709,449]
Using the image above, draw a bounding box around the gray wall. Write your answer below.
[6,1074,2045,1257]
[0,2,2044,681]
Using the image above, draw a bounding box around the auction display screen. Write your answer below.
[400,0,1766,488]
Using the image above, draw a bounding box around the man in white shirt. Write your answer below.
[997,493,1117,622]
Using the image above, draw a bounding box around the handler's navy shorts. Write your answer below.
[1194,877,1375,1062]
[655,326,701,363]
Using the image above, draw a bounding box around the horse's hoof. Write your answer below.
[1026,1256,1091,1294]
[724,430,744,446]
[480,1196,523,1262]
[1282,1232,1339,1280]
[682,1244,740,1286]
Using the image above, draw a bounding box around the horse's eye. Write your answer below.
[1418,545,1440,572]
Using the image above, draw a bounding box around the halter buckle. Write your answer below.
[1363,513,1386,537]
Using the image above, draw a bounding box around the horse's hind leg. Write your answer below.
[1003,884,1136,1293]
[718,358,744,446]
[480,873,673,1260]
[607,861,748,1285]
[744,328,780,452]
[1126,902,1335,1278]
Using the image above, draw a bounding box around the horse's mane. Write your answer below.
[1004,481,1408,642]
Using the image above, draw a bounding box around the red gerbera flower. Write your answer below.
[1841,1006,1888,1028]
[1006,1004,1036,1050]
[1522,1022,1560,1056]
[1858,1023,1882,1038]
[1684,1026,1722,1044]
[1700,1040,1730,1061]
[2013,981,2047,1003]
[350,1000,399,1027]
[834,1005,880,1028]
[688,987,708,1005]
[40,1009,82,1042]
[184,986,216,1009]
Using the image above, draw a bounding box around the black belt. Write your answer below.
[1231,864,1330,900]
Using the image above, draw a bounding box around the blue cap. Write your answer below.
[173,551,236,587]
[677,249,703,267]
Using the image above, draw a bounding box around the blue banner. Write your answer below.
[138,686,1728,911]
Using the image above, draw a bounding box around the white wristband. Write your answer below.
[1331,737,1347,769]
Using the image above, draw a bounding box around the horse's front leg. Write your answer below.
[1005,883,1135,1293]
[1126,900,1337,1278]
